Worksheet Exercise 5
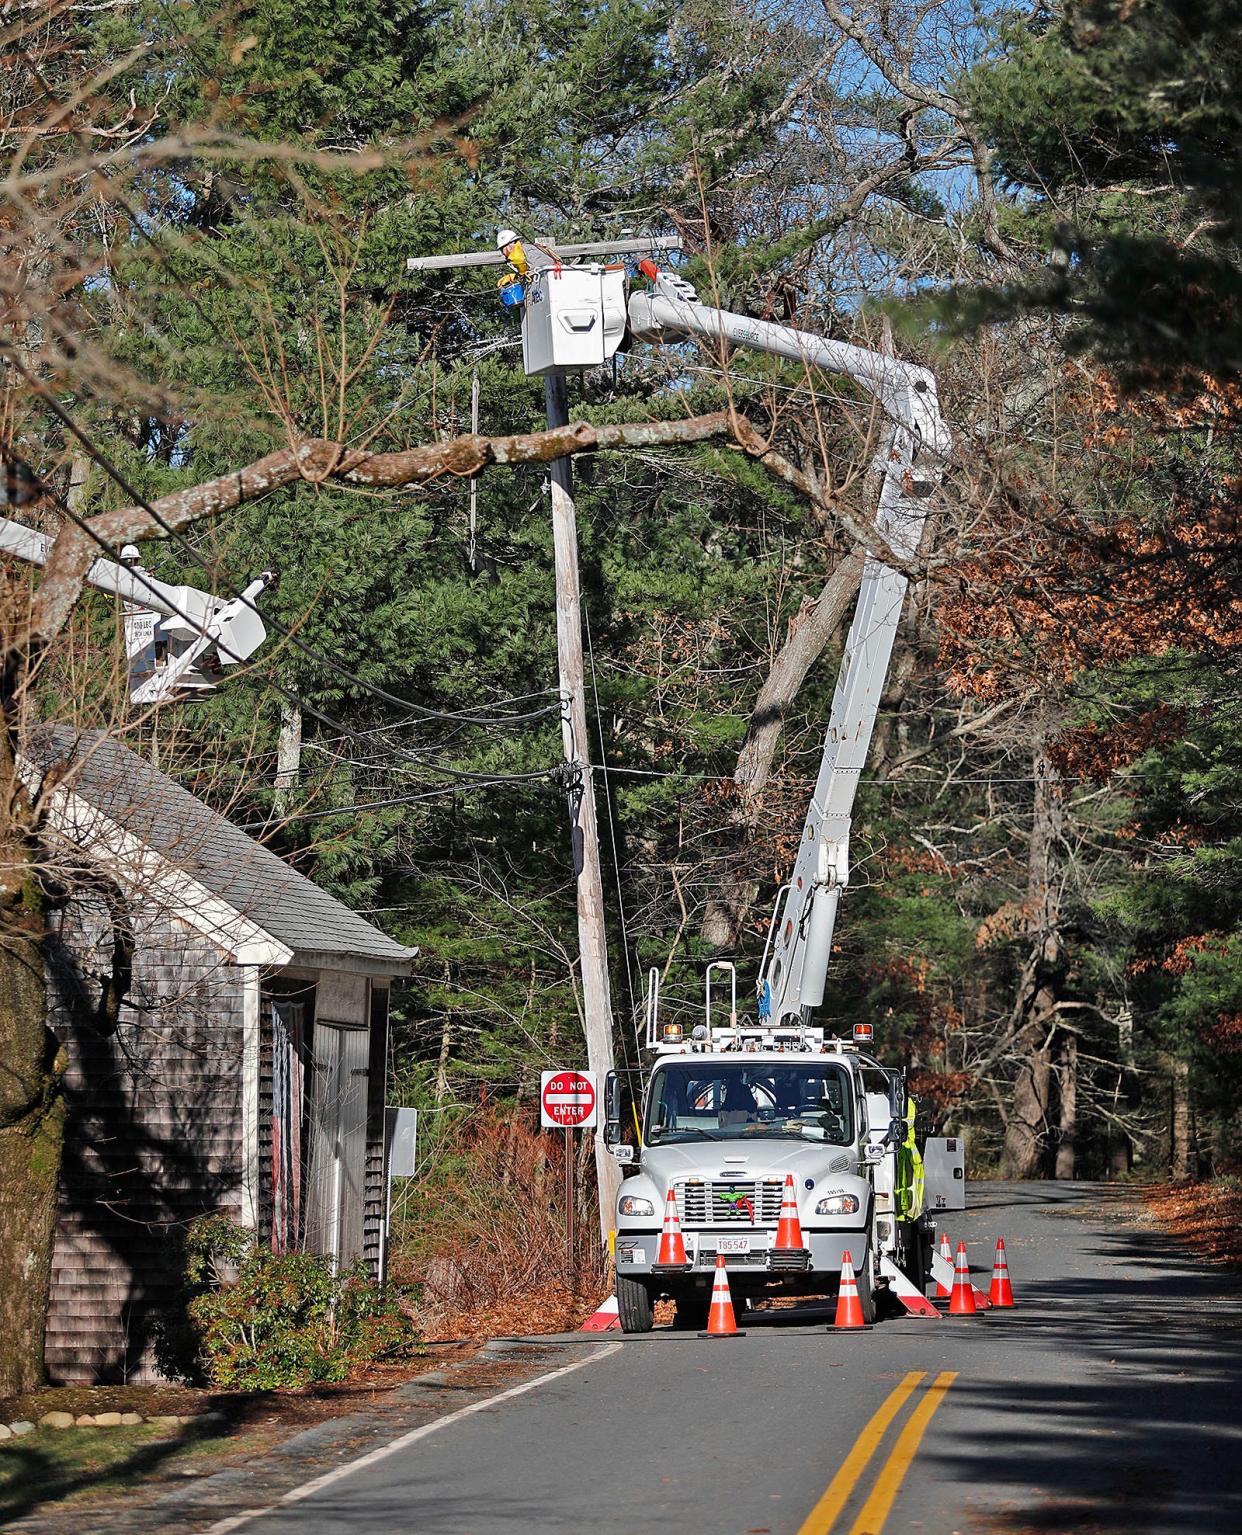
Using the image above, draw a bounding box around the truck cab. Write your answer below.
[606,989,934,1333]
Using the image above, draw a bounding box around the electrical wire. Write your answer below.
[1,435,559,807]
[237,776,547,830]
[1,347,562,730]
[584,598,641,1084]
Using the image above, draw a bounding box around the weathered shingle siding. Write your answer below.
[45,889,244,1385]
[363,985,390,1278]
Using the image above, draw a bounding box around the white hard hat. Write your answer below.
[496,228,521,251]
[120,544,140,564]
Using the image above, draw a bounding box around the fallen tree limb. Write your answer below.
[31,410,920,642]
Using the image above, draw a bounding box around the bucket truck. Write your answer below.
[484,231,953,1329]
[0,514,274,704]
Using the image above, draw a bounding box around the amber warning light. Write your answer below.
[853,1022,875,1044]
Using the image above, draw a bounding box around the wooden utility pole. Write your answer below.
[545,374,620,1237]
[405,234,686,1243]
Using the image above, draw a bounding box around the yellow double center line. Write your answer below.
[796,1370,958,1535]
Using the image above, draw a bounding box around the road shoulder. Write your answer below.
[5,1341,605,1535]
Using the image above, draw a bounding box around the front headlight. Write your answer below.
[815,1194,861,1216]
[618,1195,655,1217]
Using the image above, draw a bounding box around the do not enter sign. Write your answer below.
[540,1070,598,1129]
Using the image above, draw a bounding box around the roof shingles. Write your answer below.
[29,727,416,972]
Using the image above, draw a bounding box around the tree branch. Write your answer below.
[31,409,920,642]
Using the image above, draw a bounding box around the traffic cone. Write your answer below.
[935,1230,953,1298]
[833,1250,870,1331]
[989,1238,1015,1308]
[773,1173,805,1251]
[698,1254,745,1338]
[653,1186,689,1269]
[579,1294,621,1331]
[948,1240,979,1316]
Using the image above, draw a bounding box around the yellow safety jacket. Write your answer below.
[895,1096,925,1222]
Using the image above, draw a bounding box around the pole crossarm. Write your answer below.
[407,235,683,272]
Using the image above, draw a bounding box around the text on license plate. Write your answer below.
[716,1236,751,1254]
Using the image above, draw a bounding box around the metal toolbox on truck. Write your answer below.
[923,1136,966,1211]
[522,264,628,374]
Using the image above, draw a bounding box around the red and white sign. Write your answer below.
[540,1069,598,1129]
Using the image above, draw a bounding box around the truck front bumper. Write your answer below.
[615,1227,868,1280]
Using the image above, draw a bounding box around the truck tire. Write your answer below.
[616,1273,654,1333]
[856,1255,877,1325]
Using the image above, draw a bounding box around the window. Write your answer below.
[646,1062,855,1146]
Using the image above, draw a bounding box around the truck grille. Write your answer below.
[674,1179,785,1228]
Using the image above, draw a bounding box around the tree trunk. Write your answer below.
[1001,739,1063,1179]
[701,553,862,948]
[1054,1033,1077,1180]
[0,682,63,1394]
[273,696,302,818]
[1170,1056,1192,1180]
[1003,1014,1054,1179]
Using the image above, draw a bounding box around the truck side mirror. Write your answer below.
[610,1144,634,1165]
[604,1070,622,1145]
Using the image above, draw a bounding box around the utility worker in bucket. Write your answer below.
[497,227,557,276]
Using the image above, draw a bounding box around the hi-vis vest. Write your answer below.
[895,1096,925,1222]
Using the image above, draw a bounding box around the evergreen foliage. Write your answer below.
[952,0,1242,392]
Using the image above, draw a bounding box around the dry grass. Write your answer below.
[391,1106,610,1341]
[1141,1178,1242,1268]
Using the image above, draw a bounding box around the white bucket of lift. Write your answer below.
[522,264,628,374]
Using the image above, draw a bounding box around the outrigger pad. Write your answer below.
[879,1254,941,1317]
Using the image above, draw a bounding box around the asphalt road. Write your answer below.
[207,1182,1242,1535]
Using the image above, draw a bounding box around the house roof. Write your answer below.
[27,726,417,976]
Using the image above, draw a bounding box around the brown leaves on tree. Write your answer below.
[938,374,1242,707]
[1046,705,1188,783]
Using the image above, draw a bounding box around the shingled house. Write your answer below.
[26,728,417,1385]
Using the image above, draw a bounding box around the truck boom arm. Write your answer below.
[0,517,211,624]
[0,516,273,703]
[627,272,951,1025]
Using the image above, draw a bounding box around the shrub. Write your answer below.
[180,1217,415,1390]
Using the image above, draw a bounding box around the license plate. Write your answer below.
[716,1236,751,1254]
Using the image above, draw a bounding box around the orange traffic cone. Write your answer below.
[948,1240,979,1316]
[935,1230,953,1298]
[773,1173,805,1251]
[653,1186,689,1269]
[989,1238,1015,1307]
[699,1254,745,1338]
[833,1250,870,1331]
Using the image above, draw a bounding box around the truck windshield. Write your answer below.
[646,1062,855,1147]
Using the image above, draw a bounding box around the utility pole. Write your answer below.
[545,371,619,1231]
[406,231,682,1239]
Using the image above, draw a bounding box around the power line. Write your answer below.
[593,765,1133,785]
[2,348,562,730]
[237,776,548,830]
[584,599,641,1078]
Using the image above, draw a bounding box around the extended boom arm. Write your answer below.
[0,517,274,703]
[627,269,951,1026]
